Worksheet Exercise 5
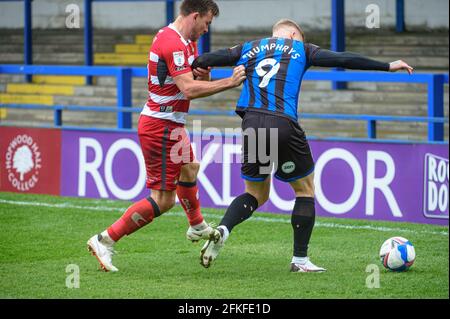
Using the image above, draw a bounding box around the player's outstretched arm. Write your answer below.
[307,44,413,74]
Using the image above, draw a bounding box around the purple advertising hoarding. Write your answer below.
[61,130,449,226]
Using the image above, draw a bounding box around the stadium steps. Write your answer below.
[1,79,448,136]
[43,79,449,105]
[0,43,114,54]
[0,29,142,44]
[3,109,446,142]
[0,93,53,105]
[94,53,147,66]
[0,29,448,140]
[5,83,76,95]
[7,83,444,117]
[115,44,152,54]
[94,34,154,66]
[32,75,87,86]
[0,82,82,118]
[1,30,448,70]
[0,74,87,85]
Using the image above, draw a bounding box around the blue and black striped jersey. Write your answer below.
[191,39,390,121]
[234,37,312,121]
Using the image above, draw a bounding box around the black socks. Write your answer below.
[219,194,315,258]
[291,197,316,257]
[220,193,259,232]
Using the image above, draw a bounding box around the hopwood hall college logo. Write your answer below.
[5,134,42,191]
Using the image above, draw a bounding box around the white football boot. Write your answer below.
[290,257,326,273]
[87,232,118,272]
[200,227,224,268]
[186,221,216,242]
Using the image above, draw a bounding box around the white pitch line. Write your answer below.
[0,198,448,236]
[0,199,121,212]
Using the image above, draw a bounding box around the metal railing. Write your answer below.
[0,64,448,143]
[2,104,448,144]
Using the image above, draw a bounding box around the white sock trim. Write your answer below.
[101,230,115,245]
[217,225,230,242]
[292,256,308,265]
[192,220,208,230]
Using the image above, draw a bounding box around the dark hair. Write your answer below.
[180,0,220,17]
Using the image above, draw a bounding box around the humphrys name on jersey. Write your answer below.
[241,40,301,60]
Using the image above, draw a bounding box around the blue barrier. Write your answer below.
[84,0,93,85]
[0,0,32,82]
[23,0,32,82]
[0,64,448,142]
[0,64,133,128]
[331,0,346,90]
[2,104,448,144]
[396,0,405,32]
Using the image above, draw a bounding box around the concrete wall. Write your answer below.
[0,0,448,30]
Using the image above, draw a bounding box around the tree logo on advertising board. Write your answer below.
[5,134,42,192]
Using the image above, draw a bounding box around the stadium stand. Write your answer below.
[0,28,448,140]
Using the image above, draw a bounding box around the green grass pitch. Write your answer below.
[0,192,448,299]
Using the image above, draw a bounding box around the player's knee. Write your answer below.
[295,187,315,198]
[247,190,269,207]
[296,185,315,198]
[158,200,175,214]
[291,174,315,197]
[191,162,201,172]
[259,192,270,206]
[164,200,176,212]
[180,162,200,182]
[151,193,176,214]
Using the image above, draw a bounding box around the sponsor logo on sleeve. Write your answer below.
[173,51,185,67]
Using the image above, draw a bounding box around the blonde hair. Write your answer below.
[272,19,305,41]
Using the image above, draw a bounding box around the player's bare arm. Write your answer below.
[173,65,246,100]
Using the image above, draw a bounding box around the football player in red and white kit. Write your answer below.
[87,0,246,272]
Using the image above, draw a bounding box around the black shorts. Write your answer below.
[241,111,315,182]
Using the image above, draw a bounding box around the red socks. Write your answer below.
[176,181,204,226]
[106,182,202,242]
[107,197,160,242]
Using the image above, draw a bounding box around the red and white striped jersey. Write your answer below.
[141,24,198,125]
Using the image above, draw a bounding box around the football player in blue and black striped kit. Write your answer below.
[192,19,413,272]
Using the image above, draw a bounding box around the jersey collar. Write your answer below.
[168,23,190,46]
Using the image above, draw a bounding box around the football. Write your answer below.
[379,237,416,272]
